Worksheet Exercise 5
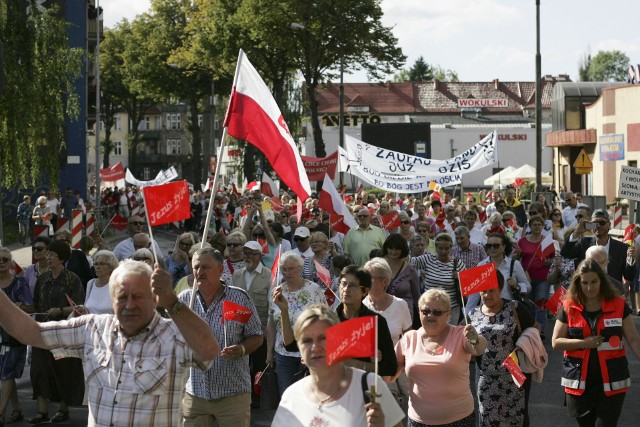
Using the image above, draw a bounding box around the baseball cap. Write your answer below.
[294,227,311,238]
[591,209,610,221]
[244,241,263,252]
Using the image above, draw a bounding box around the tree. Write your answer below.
[394,58,458,82]
[408,56,432,81]
[578,49,629,82]
[433,65,459,82]
[577,49,591,81]
[0,3,83,189]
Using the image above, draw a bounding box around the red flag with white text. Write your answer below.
[142,181,191,227]
[459,263,499,296]
[544,286,567,315]
[109,213,129,231]
[326,316,377,366]
[380,211,401,230]
[224,50,311,201]
[502,350,526,387]
[319,174,357,235]
[222,300,253,323]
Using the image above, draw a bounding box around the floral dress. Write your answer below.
[270,280,327,357]
[469,300,532,427]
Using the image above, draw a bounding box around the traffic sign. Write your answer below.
[575,167,591,175]
[573,149,593,168]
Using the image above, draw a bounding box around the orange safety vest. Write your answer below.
[561,297,630,396]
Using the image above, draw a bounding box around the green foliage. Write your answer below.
[395,57,458,82]
[408,56,432,81]
[580,49,629,82]
[0,3,83,189]
[578,49,591,82]
[433,65,459,82]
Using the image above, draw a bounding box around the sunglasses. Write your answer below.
[130,221,144,226]
[401,221,411,224]
[575,215,584,219]
[593,220,607,226]
[227,243,242,248]
[485,243,502,250]
[294,236,308,242]
[33,246,46,252]
[357,215,370,218]
[420,308,448,317]
[0,257,11,264]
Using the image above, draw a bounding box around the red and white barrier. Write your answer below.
[57,217,70,232]
[71,209,83,249]
[34,225,49,238]
[613,206,622,229]
[85,211,95,238]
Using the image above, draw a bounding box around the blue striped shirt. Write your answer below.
[179,284,263,400]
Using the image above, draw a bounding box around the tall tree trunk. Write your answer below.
[306,80,326,158]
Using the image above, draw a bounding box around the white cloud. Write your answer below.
[102,0,151,28]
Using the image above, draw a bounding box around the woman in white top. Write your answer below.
[272,304,404,427]
[77,250,118,315]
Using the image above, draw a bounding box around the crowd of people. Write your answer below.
[2,183,640,426]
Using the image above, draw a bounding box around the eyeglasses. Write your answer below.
[227,243,242,248]
[420,308,448,317]
[357,215,370,218]
[94,262,110,267]
[294,236,308,242]
[280,266,299,273]
[132,257,151,262]
[130,221,144,226]
[552,212,561,216]
[32,246,46,252]
[594,220,608,226]
[485,243,502,250]
[0,257,11,264]
[575,215,584,219]
[565,197,575,202]
[401,221,411,224]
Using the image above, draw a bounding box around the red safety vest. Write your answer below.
[561,297,630,396]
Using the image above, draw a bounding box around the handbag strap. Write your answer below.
[361,371,372,404]
[511,300,522,335]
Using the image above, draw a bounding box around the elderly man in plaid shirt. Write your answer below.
[0,260,219,427]
[179,247,263,427]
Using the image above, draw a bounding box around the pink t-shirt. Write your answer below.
[395,326,474,425]
[518,236,553,280]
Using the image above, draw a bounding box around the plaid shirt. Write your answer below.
[179,284,263,400]
[40,313,207,427]
[451,242,487,269]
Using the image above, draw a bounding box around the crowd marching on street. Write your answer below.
[3,180,640,427]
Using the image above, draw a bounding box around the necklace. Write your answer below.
[311,388,334,412]
[310,367,347,412]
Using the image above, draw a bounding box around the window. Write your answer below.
[145,116,151,130]
[198,114,203,128]
[114,141,122,156]
[166,114,181,130]
[166,139,182,155]
[114,116,122,131]
[143,168,150,180]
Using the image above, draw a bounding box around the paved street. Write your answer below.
[5,229,640,426]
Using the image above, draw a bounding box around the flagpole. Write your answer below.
[141,197,160,266]
[374,315,379,391]
[458,271,469,326]
[191,51,245,310]
[224,320,228,348]
[99,213,117,237]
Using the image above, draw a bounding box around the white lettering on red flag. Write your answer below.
[142,180,191,227]
[326,316,377,366]
[459,263,498,297]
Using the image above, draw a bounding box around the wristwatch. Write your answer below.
[167,299,184,316]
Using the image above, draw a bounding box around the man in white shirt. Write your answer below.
[112,216,163,261]
[291,227,313,258]
[562,192,581,227]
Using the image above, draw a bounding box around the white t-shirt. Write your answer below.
[84,279,114,314]
[272,368,404,427]
[363,296,412,346]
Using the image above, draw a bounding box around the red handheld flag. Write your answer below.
[380,211,401,230]
[459,263,499,296]
[326,316,377,366]
[142,181,191,227]
[544,286,567,315]
[502,350,527,387]
[314,260,332,288]
[623,224,637,243]
[110,213,129,231]
[222,300,253,324]
[224,50,311,201]
[257,238,269,254]
[478,210,487,224]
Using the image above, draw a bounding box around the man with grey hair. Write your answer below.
[113,216,163,261]
[180,247,263,426]
[451,226,487,269]
[585,245,626,297]
[343,207,385,266]
[0,260,218,426]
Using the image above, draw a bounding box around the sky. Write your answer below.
[103,0,640,83]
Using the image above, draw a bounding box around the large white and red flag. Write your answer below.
[224,50,311,201]
[535,233,555,260]
[319,174,357,235]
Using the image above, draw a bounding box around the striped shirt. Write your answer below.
[40,313,206,427]
[451,242,487,269]
[410,253,466,307]
[179,284,263,400]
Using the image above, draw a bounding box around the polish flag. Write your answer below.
[261,172,278,197]
[318,174,357,235]
[224,50,311,201]
[270,246,281,286]
[535,233,555,260]
[478,210,487,224]
[246,181,261,192]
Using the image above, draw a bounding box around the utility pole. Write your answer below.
[535,0,542,191]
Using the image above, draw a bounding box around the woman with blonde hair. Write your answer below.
[165,232,195,286]
[272,304,404,427]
